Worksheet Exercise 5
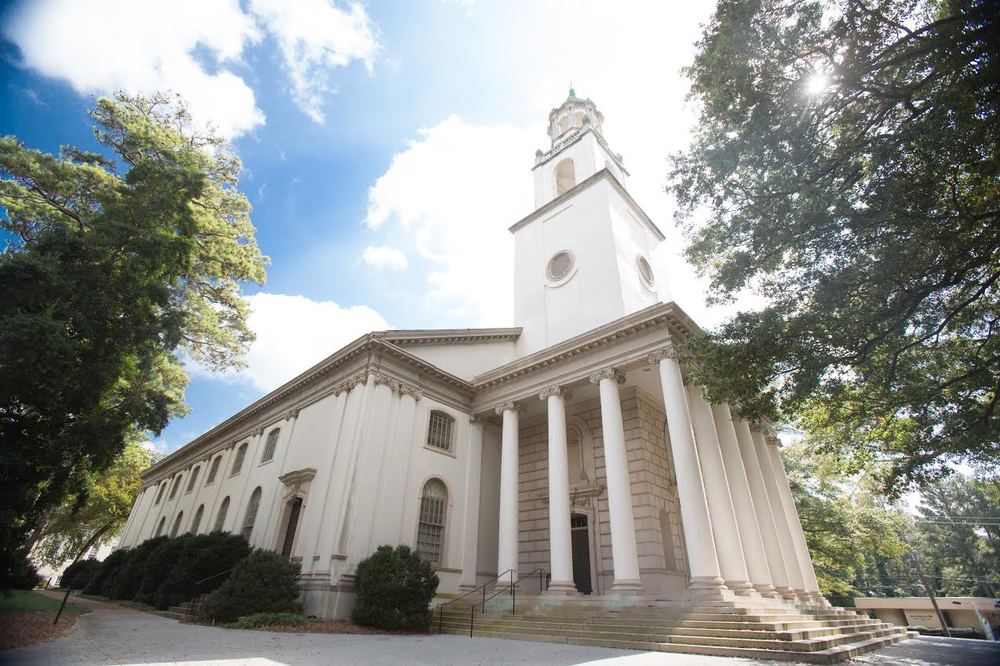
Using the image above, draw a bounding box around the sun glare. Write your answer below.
[805,73,830,96]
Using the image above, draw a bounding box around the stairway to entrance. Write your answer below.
[435,595,912,663]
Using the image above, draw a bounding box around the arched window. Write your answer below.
[416,479,448,564]
[214,497,230,532]
[261,428,280,463]
[154,482,166,505]
[555,158,576,196]
[168,474,183,500]
[170,511,184,537]
[185,466,200,493]
[206,456,221,485]
[242,487,262,541]
[190,505,205,534]
[155,516,167,537]
[280,497,304,558]
[231,443,248,476]
[426,411,454,453]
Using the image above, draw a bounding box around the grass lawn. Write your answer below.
[0,590,88,614]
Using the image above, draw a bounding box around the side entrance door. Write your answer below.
[570,514,592,594]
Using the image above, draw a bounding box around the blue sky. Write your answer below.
[1,0,722,454]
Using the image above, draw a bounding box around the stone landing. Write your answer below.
[435,595,913,663]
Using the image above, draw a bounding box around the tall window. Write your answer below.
[155,516,166,537]
[170,512,184,537]
[242,487,262,541]
[154,483,166,505]
[416,479,448,564]
[214,497,230,532]
[555,158,576,195]
[190,505,205,534]
[426,411,454,453]
[185,466,200,493]
[168,474,183,500]
[230,443,248,476]
[280,497,303,558]
[206,456,221,485]
[261,428,280,463]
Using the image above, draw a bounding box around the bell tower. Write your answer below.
[511,90,666,356]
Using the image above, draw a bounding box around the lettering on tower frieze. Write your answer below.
[588,367,625,385]
[538,385,572,401]
[494,401,521,415]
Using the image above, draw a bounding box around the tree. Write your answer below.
[670,0,998,491]
[31,440,153,568]
[0,92,266,586]
[352,545,439,630]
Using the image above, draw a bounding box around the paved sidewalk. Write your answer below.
[2,594,998,666]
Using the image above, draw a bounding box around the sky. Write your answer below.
[0,0,725,455]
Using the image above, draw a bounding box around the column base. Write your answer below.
[689,576,735,601]
[793,588,810,603]
[545,580,580,596]
[725,579,759,598]
[753,583,780,598]
[775,585,798,601]
[610,578,644,595]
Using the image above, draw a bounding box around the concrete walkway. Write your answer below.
[2,595,998,666]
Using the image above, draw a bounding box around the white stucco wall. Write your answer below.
[402,340,517,381]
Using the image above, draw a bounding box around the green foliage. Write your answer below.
[135,535,191,606]
[59,559,103,591]
[0,92,266,579]
[203,550,301,623]
[105,536,167,600]
[34,440,153,568]
[351,545,439,631]
[0,552,39,591]
[670,0,999,491]
[151,532,250,610]
[82,548,130,597]
[228,611,310,629]
[0,590,86,614]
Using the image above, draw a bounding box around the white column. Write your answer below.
[763,433,827,605]
[648,349,729,599]
[733,418,795,598]
[686,386,756,596]
[749,426,808,599]
[589,367,643,593]
[496,402,521,584]
[459,415,485,591]
[711,404,777,597]
[540,386,577,594]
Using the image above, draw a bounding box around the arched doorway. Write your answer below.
[280,497,303,558]
[570,513,592,594]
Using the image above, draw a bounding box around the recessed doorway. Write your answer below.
[570,513,592,594]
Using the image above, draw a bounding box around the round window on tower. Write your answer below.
[546,250,576,283]
[636,254,656,289]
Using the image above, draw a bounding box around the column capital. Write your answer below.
[589,367,625,385]
[398,383,423,401]
[647,343,679,364]
[494,401,522,415]
[763,431,781,447]
[539,385,572,401]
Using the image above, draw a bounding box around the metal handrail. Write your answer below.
[481,567,547,616]
[436,569,513,634]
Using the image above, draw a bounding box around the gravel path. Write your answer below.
[2,593,997,666]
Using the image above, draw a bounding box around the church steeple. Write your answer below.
[532,90,628,209]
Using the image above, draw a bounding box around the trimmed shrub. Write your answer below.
[135,535,192,606]
[203,550,301,623]
[351,545,438,631]
[59,559,103,590]
[105,536,166,600]
[229,611,309,629]
[153,532,250,610]
[82,548,131,596]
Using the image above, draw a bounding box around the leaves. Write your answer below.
[671,0,999,490]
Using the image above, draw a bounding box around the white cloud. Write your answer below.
[249,0,379,123]
[365,116,537,325]
[193,293,389,392]
[4,0,265,140]
[362,245,408,270]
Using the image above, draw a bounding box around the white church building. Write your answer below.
[118,91,828,619]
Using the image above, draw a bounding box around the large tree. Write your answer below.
[670,0,998,490]
[0,93,266,585]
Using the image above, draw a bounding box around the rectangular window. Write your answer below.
[426,411,454,453]
[416,495,446,563]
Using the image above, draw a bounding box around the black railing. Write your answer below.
[436,569,513,634]
[480,567,547,616]
[435,568,549,636]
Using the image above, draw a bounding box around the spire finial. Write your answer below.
[568,82,576,99]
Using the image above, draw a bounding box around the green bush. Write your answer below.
[82,548,131,596]
[228,611,309,629]
[105,536,166,600]
[351,545,438,631]
[59,559,103,590]
[203,550,301,623]
[135,535,192,606]
[153,532,250,610]
[1,551,39,591]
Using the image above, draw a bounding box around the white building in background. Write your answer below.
[118,91,827,618]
